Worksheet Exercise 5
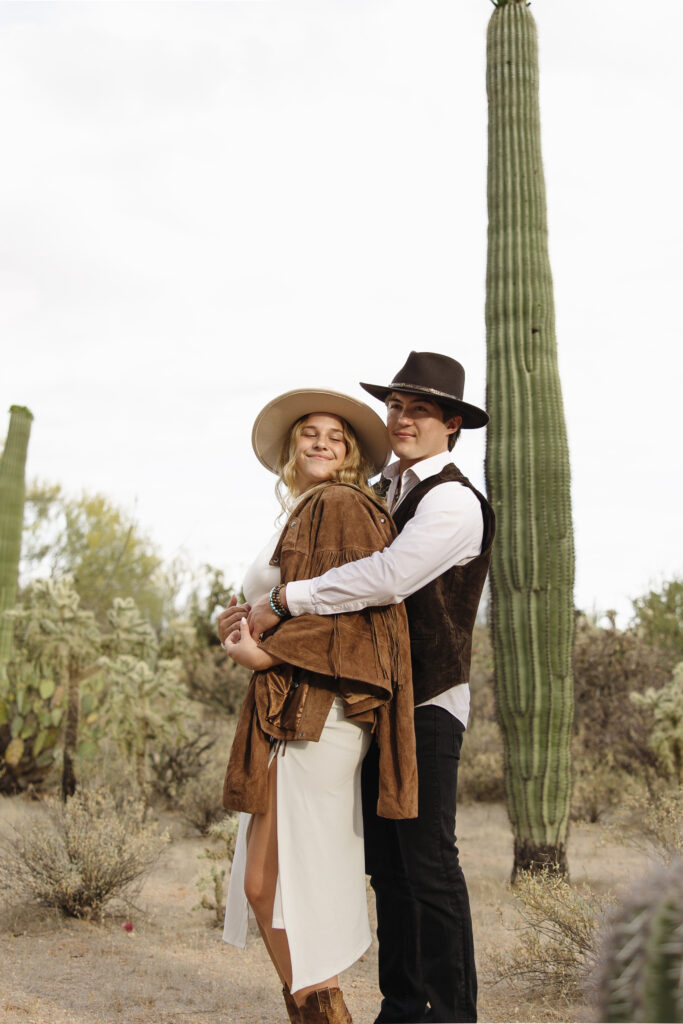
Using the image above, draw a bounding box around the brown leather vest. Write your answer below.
[392,463,495,705]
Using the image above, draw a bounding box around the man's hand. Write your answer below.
[217,594,251,645]
[247,590,282,638]
[225,618,279,671]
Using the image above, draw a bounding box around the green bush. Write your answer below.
[631,577,683,659]
[0,787,169,919]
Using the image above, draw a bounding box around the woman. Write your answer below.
[221,388,417,1024]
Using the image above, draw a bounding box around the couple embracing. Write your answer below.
[218,351,495,1024]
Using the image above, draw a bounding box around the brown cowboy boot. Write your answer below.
[282,984,302,1023]
[298,987,352,1024]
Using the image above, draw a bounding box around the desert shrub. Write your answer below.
[0,788,169,919]
[178,759,227,835]
[149,728,217,802]
[490,870,615,1003]
[469,624,496,723]
[168,565,251,714]
[605,783,683,866]
[182,645,251,715]
[572,615,676,791]
[459,719,506,803]
[193,814,240,926]
[458,626,505,803]
[570,738,634,823]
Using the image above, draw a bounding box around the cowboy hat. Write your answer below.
[251,388,391,476]
[360,351,489,429]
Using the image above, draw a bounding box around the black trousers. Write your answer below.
[362,706,477,1024]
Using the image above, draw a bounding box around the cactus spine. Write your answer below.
[596,859,683,1023]
[484,1,575,876]
[0,406,33,669]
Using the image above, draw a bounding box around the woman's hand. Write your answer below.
[217,594,251,644]
[224,618,280,671]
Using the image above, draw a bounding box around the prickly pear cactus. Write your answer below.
[0,405,33,668]
[596,859,683,1023]
[0,660,64,793]
[484,0,575,876]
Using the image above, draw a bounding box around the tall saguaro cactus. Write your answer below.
[484,0,575,876]
[0,406,34,668]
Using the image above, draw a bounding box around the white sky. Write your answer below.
[1,1,681,625]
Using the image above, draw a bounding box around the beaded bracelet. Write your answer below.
[269,584,290,619]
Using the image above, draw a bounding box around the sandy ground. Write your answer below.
[0,797,655,1024]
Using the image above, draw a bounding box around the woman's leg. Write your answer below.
[244,757,340,1008]
[244,758,293,985]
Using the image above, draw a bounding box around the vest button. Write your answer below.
[380,517,386,523]
[272,556,279,564]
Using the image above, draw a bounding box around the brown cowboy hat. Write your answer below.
[251,388,391,476]
[360,350,489,429]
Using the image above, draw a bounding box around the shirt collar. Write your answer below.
[384,449,455,483]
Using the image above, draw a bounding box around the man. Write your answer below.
[219,351,494,1024]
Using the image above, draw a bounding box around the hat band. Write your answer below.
[389,381,463,403]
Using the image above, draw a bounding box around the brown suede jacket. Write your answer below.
[222,483,417,819]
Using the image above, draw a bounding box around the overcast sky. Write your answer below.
[1,0,681,625]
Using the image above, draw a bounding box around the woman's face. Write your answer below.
[292,413,348,491]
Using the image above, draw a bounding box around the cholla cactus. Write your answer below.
[0,405,33,668]
[484,0,575,876]
[98,597,195,799]
[595,859,683,1023]
[630,663,683,785]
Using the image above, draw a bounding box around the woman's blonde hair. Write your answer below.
[275,413,377,510]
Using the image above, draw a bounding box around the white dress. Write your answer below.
[222,531,372,992]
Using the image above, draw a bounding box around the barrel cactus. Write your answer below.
[0,405,33,668]
[595,859,683,1023]
[484,0,575,876]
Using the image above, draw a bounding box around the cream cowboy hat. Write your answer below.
[251,388,391,476]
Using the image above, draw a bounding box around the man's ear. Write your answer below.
[445,415,462,436]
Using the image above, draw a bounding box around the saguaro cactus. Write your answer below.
[484,1,575,876]
[595,859,683,1023]
[0,406,33,668]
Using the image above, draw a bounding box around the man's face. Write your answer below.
[385,392,462,469]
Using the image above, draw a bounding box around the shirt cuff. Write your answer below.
[284,578,314,616]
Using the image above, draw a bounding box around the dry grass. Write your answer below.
[488,870,615,1003]
[0,789,169,920]
[0,798,661,1024]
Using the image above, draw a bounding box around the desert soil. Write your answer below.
[0,797,654,1024]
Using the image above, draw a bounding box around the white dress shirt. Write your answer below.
[286,450,484,727]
